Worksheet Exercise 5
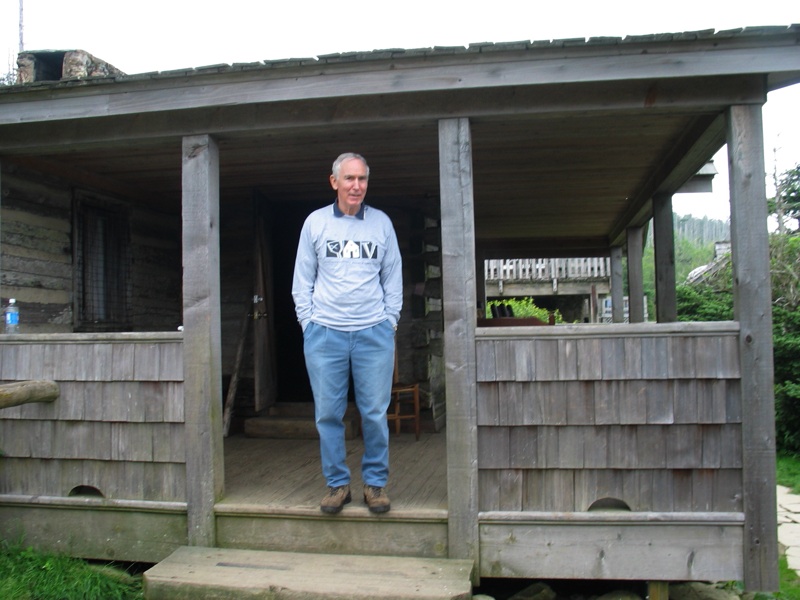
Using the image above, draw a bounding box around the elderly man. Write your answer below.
[292,153,403,514]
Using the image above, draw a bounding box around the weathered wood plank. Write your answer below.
[565,381,594,425]
[619,381,647,424]
[0,503,187,563]
[576,337,602,380]
[673,380,698,424]
[534,339,558,381]
[666,425,703,468]
[475,341,496,382]
[557,338,578,380]
[729,102,778,590]
[494,340,516,381]
[476,383,499,426]
[439,117,479,570]
[541,381,567,425]
[477,427,510,469]
[646,380,674,424]
[502,381,524,426]
[593,381,620,425]
[111,343,136,380]
[479,522,743,581]
[653,192,677,323]
[607,425,638,469]
[636,425,667,468]
[182,134,224,547]
[134,343,161,381]
[536,427,559,469]
[627,226,645,323]
[582,427,609,469]
[601,338,626,379]
[557,426,585,468]
[509,426,539,469]
[521,383,544,425]
[640,337,670,379]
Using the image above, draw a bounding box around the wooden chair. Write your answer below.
[387,346,421,440]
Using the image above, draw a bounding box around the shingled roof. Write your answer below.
[7,24,799,90]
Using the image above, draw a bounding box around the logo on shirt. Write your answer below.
[326,240,379,259]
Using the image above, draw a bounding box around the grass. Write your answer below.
[778,453,800,494]
[0,541,143,600]
[775,453,800,600]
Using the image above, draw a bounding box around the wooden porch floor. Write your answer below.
[222,432,448,512]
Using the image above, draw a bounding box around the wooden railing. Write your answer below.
[485,258,611,282]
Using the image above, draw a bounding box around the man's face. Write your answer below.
[330,158,369,215]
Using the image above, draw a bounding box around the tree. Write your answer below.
[770,163,800,232]
[677,232,800,455]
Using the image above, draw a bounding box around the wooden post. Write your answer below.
[182,134,224,548]
[610,246,624,323]
[0,380,59,409]
[653,192,677,322]
[475,247,486,318]
[439,117,479,577]
[728,104,778,591]
[626,226,645,323]
[648,581,670,600]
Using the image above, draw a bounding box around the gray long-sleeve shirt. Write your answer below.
[291,201,403,332]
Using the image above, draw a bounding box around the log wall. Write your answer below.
[0,334,185,502]
[0,162,181,333]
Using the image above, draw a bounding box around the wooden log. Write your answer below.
[0,380,59,409]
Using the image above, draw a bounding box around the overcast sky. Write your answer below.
[2,0,798,221]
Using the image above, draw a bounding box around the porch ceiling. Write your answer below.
[6,106,721,258]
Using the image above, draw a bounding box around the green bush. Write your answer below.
[677,234,800,455]
[486,297,564,323]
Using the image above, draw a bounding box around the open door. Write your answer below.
[253,194,278,412]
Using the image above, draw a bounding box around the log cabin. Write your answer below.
[1,27,798,592]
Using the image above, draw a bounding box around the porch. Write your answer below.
[217,433,449,558]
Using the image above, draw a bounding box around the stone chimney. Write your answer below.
[16,50,124,84]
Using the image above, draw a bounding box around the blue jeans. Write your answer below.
[303,320,395,488]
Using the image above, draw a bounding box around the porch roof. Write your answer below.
[1,25,798,255]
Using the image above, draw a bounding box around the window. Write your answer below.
[74,194,132,331]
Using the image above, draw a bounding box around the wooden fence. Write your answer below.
[474,322,744,580]
[485,258,611,282]
[0,333,185,502]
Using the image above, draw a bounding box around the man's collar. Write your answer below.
[332,200,366,220]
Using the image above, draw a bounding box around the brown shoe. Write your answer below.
[320,484,351,514]
[363,485,391,513]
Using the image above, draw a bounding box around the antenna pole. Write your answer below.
[19,0,24,52]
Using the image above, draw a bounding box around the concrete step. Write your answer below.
[144,546,473,600]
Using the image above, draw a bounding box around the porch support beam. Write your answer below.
[476,248,486,315]
[182,134,224,548]
[610,246,624,323]
[439,117,479,576]
[727,104,778,591]
[626,226,645,323]
[653,193,677,322]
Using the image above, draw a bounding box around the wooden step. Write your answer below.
[267,402,360,418]
[244,416,359,440]
[144,546,473,600]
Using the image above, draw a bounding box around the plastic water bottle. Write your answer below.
[4,299,19,333]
